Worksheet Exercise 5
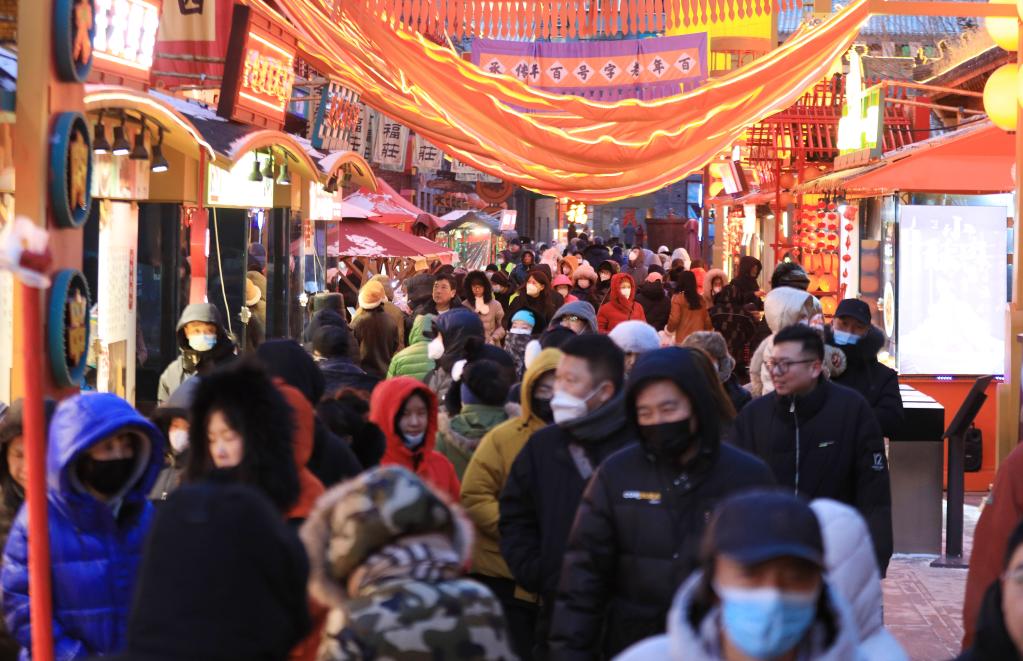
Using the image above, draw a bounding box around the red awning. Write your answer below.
[324,218,455,263]
[343,179,442,231]
[817,120,1013,195]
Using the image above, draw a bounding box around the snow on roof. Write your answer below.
[147,90,227,123]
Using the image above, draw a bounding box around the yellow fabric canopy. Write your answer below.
[270,0,870,201]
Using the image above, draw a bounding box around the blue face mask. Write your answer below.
[832,329,861,346]
[716,584,819,660]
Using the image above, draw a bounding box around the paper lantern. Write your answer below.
[984,64,1018,131]
[778,172,796,189]
[778,191,795,207]
[985,0,1019,51]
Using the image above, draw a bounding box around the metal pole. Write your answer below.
[945,431,966,559]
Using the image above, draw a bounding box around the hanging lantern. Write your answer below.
[985,0,1019,51]
[778,172,796,189]
[778,191,795,207]
[984,64,1019,131]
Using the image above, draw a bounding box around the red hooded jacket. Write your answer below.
[370,376,461,501]
[597,273,646,333]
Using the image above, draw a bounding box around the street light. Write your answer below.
[111,116,131,156]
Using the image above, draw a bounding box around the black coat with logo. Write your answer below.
[828,326,904,439]
[731,379,893,575]
[550,443,774,659]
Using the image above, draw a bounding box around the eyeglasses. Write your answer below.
[765,358,816,375]
[562,315,582,323]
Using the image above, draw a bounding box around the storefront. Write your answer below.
[435,211,505,270]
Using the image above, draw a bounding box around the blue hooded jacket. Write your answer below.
[1,393,164,660]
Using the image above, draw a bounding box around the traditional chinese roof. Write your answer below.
[778,2,974,41]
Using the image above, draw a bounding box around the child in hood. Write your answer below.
[370,377,460,501]
[571,263,598,307]
[552,274,578,304]
[506,310,536,378]
[597,272,646,333]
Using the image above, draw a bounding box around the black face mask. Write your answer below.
[532,396,554,424]
[638,419,697,462]
[77,456,136,497]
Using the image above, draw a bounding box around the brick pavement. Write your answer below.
[882,497,983,661]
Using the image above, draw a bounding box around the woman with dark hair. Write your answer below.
[666,270,713,345]
[505,269,561,337]
[462,270,506,346]
[185,361,301,515]
[958,519,1023,660]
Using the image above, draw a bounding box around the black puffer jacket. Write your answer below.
[549,348,774,659]
[731,378,893,575]
[828,326,904,439]
[499,393,636,599]
[634,281,671,331]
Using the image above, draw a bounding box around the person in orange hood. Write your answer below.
[369,377,460,501]
[597,272,646,333]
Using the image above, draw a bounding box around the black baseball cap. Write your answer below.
[835,298,872,327]
[705,490,824,568]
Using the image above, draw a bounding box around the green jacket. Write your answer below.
[385,314,435,382]
[435,404,510,480]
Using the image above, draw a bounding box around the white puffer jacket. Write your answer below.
[811,499,908,661]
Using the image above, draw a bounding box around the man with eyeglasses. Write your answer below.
[731,323,893,576]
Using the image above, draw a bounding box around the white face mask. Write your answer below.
[526,283,541,297]
[402,432,425,449]
[510,327,532,335]
[620,287,632,299]
[188,333,217,352]
[599,273,611,282]
[168,429,190,454]
[550,385,602,424]
[427,336,445,360]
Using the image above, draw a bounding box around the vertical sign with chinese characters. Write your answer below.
[412,134,444,172]
[89,0,162,89]
[372,115,409,171]
[347,105,372,160]
[217,4,297,129]
[308,79,361,152]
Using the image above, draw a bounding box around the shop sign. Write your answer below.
[92,153,151,200]
[217,4,297,129]
[47,269,91,388]
[412,134,444,172]
[206,152,274,208]
[89,0,161,89]
[836,49,884,169]
[499,209,517,231]
[371,115,409,171]
[347,105,372,159]
[308,80,361,152]
[50,112,94,229]
[54,0,96,82]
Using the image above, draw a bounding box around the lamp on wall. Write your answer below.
[111,115,131,156]
[130,118,149,160]
[150,128,168,173]
[93,111,111,154]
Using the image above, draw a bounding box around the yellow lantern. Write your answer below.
[984,63,1018,131]
[985,0,1019,52]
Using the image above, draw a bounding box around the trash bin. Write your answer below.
[889,385,945,555]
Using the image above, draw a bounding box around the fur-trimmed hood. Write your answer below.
[300,466,475,606]
[186,360,299,513]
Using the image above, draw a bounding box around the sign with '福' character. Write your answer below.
[308,80,362,152]
[217,3,297,129]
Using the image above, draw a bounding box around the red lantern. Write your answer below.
[778,172,796,190]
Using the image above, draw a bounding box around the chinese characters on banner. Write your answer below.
[309,80,361,152]
[470,33,707,101]
[450,157,502,183]
[347,105,374,160]
[372,115,409,171]
[412,134,444,172]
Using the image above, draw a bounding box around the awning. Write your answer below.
[324,218,455,263]
[343,179,442,231]
[795,120,1013,196]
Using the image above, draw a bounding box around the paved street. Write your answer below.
[883,497,983,660]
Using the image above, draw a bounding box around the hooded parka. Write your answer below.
[370,377,461,502]
[635,278,671,331]
[597,273,646,333]
[386,314,436,381]
[2,394,164,659]
[462,271,506,346]
[549,349,774,659]
[828,326,904,439]
[157,304,236,403]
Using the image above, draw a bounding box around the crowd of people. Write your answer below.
[0,229,1014,661]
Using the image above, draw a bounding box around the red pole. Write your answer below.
[19,281,54,661]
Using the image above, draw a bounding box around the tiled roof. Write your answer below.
[779,1,975,39]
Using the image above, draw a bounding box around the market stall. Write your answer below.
[434,210,504,270]
[344,178,442,232]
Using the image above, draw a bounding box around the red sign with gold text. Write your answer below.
[217,4,296,129]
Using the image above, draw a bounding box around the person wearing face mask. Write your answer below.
[826,298,903,439]
[549,347,773,658]
[505,270,561,336]
[424,308,486,410]
[490,270,514,311]
[158,304,237,405]
[370,376,460,501]
[552,274,578,304]
[462,348,561,660]
[597,272,646,333]
[148,378,197,502]
[511,250,537,286]
[617,490,865,661]
[500,334,635,658]
[732,324,893,576]
[703,268,728,308]
[462,270,506,346]
[609,320,662,373]
[570,263,598,307]
[594,259,620,304]
[1,393,164,660]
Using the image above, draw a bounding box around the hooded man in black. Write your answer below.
[158,303,236,404]
[731,324,893,575]
[723,255,764,311]
[549,347,774,659]
[424,307,485,411]
[499,334,635,659]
